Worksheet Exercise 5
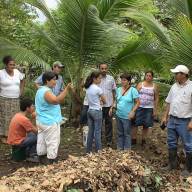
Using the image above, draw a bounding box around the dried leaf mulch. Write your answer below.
[0,149,191,192]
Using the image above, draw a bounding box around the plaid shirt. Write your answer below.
[99,74,116,107]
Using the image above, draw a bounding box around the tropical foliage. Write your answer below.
[0,0,192,104]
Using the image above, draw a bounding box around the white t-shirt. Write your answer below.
[165,80,192,118]
[0,69,25,98]
[86,84,103,110]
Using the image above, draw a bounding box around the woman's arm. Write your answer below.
[44,83,72,104]
[132,98,140,112]
[128,98,140,120]
[100,94,106,104]
[20,79,25,96]
[136,82,142,92]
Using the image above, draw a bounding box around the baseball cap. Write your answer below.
[53,61,64,68]
[170,65,189,74]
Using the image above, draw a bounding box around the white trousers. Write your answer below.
[37,122,60,159]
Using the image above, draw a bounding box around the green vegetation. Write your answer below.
[0,0,192,115]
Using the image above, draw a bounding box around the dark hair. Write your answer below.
[42,71,58,85]
[98,63,108,69]
[145,70,154,77]
[84,71,101,89]
[2,56,14,65]
[20,98,33,112]
[120,73,132,82]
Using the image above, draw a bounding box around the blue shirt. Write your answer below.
[35,86,62,125]
[86,84,103,110]
[116,87,139,119]
[35,73,64,96]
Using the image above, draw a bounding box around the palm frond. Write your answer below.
[125,11,171,45]
[0,37,48,68]
[111,36,164,73]
[97,0,154,21]
[168,0,192,22]
[56,0,131,79]
[163,16,192,68]
[23,0,57,25]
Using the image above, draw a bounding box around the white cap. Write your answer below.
[170,65,189,74]
[53,61,64,68]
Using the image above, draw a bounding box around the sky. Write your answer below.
[36,0,58,23]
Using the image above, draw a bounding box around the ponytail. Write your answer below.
[84,75,92,89]
[84,71,101,89]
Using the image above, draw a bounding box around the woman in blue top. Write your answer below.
[84,71,106,153]
[35,71,71,164]
[110,73,140,150]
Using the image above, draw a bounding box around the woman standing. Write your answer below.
[132,71,159,145]
[35,71,71,164]
[85,71,106,153]
[0,56,25,143]
[110,73,140,150]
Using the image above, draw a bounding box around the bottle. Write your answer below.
[83,126,89,146]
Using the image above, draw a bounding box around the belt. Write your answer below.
[170,115,190,120]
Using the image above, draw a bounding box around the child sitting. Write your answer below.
[7,98,38,162]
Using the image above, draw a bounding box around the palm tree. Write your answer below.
[0,0,157,121]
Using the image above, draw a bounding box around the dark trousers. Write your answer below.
[18,132,37,157]
[102,107,113,143]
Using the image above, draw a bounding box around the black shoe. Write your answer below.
[26,155,39,163]
[47,158,58,164]
[39,155,47,164]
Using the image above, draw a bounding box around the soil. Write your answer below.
[0,121,189,190]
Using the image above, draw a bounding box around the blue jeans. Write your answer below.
[116,116,131,150]
[167,116,192,153]
[86,109,102,153]
[18,132,37,157]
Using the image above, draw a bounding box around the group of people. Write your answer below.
[0,55,192,176]
[0,56,70,164]
[82,64,158,152]
[81,63,192,176]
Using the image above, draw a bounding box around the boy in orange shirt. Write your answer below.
[7,98,38,162]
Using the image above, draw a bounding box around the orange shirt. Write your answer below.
[7,113,34,145]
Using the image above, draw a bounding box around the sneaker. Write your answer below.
[26,155,39,163]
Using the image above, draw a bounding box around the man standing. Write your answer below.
[162,65,192,176]
[99,63,116,147]
[35,61,64,96]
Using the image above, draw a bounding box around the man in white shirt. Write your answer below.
[162,65,192,176]
[99,63,116,147]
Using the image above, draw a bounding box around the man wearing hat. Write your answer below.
[162,65,192,176]
[35,61,64,96]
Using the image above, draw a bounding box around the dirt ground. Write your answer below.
[0,121,188,189]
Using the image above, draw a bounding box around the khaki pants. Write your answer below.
[37,122,60,159]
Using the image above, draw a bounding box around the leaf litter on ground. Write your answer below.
[0,148,191,192]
